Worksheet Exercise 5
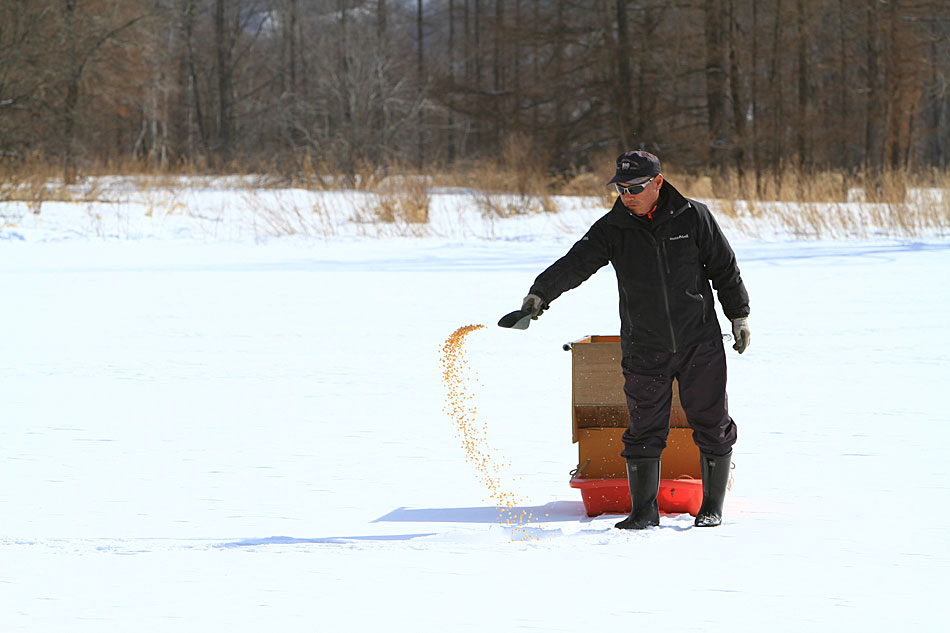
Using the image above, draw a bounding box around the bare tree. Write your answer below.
[57,1,149,182]
[0,1,56,158]
[3,0,950,177]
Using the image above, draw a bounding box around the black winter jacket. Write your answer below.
[529,181,749,355]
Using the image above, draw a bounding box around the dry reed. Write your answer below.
[2,153,947,239]
[370,174,431,224]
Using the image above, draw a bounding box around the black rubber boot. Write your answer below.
[694,449,732,527]
[614,457,660,530]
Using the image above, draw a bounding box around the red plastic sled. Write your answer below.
[570,477,702,517]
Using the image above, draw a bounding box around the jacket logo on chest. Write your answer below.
[669,234,689,241]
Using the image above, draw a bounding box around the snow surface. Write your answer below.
[1,183,949,631]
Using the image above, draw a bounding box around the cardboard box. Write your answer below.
[576,427,701,479]
[569,335,688,441]
[567,335,705,516]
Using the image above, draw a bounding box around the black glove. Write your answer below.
[731,317,750,354]
[521,293,546,319]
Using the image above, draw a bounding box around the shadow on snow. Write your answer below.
[219,533,437,548]
[373,500,591,524]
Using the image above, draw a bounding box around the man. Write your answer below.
[520,150,750,529]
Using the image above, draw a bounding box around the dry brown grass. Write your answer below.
[662,166,950,238]
[2,153,948,238]
[244,191,337,238]
[552,167,615,208]
[369,174,431,224]
[449,134,558,218]
[665,166,940,206]
[1,156,59,214]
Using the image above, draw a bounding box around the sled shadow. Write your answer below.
[373,500,590,524]
[219,533,436,548]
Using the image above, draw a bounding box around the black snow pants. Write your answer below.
[620,338,737,459]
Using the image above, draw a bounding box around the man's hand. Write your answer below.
[731,317,750,354]
[521,293,546,320]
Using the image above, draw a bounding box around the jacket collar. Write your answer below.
[605,181,692,229]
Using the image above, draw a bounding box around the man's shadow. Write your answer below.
[219,501,691,547]
[373,501,692,532]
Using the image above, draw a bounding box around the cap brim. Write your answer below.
[607,174,654,186]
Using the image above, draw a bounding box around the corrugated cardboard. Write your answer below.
[574,404,689,429]
[576,427,701,480]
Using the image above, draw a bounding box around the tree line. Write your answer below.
[1,0,949,183]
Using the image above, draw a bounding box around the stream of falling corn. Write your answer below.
[440,325,541,539]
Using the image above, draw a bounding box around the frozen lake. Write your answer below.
[1,188,949,631]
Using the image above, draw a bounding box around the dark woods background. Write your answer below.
[2,0,949,183]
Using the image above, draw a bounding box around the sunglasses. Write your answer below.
[615,176,656,195]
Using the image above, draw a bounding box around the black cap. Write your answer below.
[607,150,661,185]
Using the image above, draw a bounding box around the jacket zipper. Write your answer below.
[656,236,678,352]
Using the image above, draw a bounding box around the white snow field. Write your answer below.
[1,183,949,632]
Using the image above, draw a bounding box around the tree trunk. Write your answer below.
[447,0,456,163]
[214,0,234,161]
[865,0,883,171]
[635,4,659,149]
[768,0,784,171]
[288,0,298,92]
[512,0,521,132]
[181,0,208,157]
[474,0,481,87]
[531,0,540,136]
[552,0,565,151]
[704,0,728,169]
[837,0,849,173]
[377,0,388,156]
[728,0,746,180]
[751,0,762,195]
[63,0,79,184]
[795,0,808,170]
[170,10,189,163]
[614,0,634,150]
[493,0,503,92]
[884,0,902,170]
[417,0,424,168]
[339,0,354,178]
[930,41,945,167]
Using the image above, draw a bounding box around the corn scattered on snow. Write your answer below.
[440,325,541,539]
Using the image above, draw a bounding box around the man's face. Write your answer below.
[618,174,663,216]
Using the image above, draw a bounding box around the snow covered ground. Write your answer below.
[1,182,948,631]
